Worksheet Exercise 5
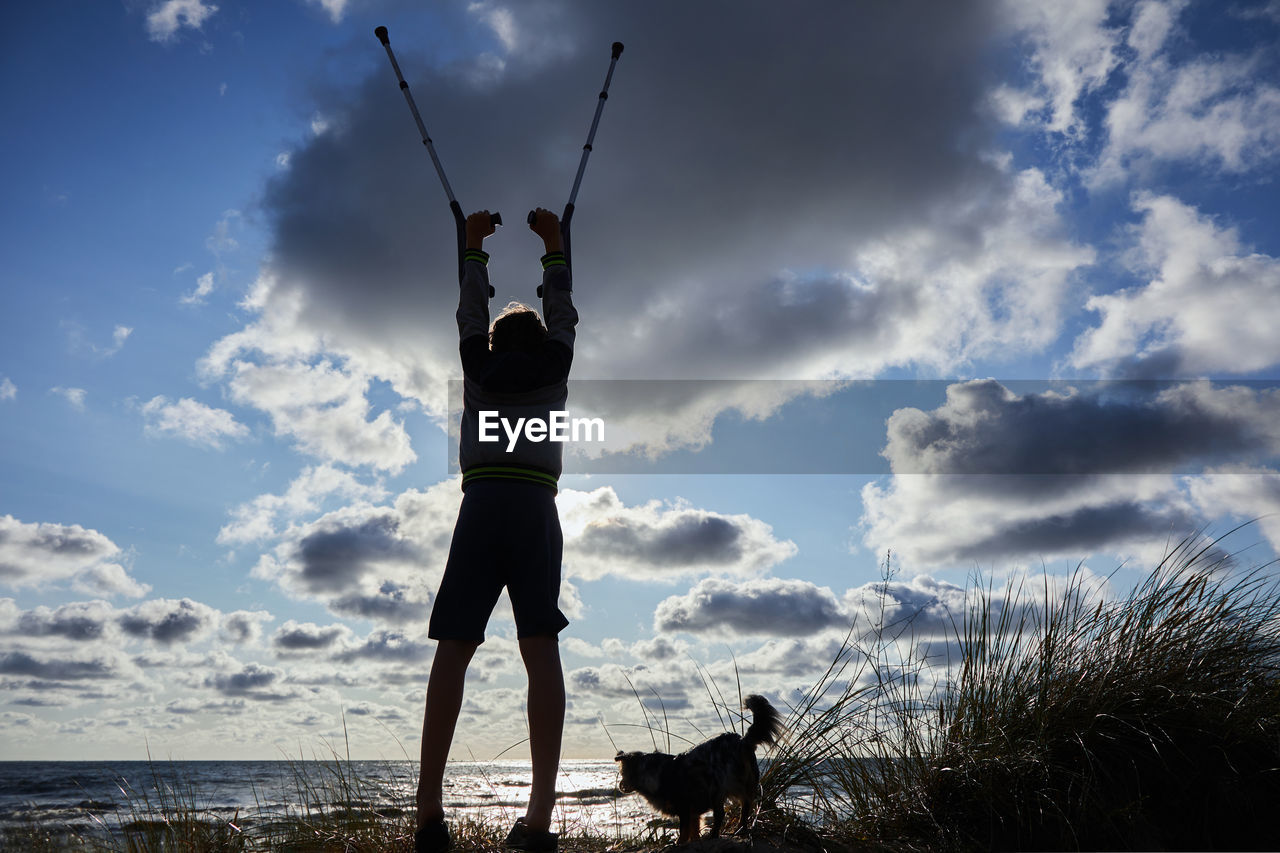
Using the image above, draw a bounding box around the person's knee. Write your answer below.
[518,635,563,675]
[435,638,481,667]
[518,634,559,657]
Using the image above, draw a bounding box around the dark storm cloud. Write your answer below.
[331,580,431,624]
[219,610,271,645]
[272,621,348,652]
[249,0,1006,382]
[845,575,970,638]
[117,599,214,645]
[863,380,1280,566]
[13,602,113,642]
[0,521,109,561]
[291,513,419,593]
[883,380,1280,476]
[575,513,745,566]
[630,637,683,662]
[568,663,692,709]
[654,578,847,637]
[560,487,795,580]
[946,502,1196,564]
[205,663,293,701]
[0,651,115,680]
[333,630,431,664]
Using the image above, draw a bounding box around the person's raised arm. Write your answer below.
[529,208,577,350]
[456,210,496,343]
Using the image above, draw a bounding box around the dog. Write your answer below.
[615,694,783,843]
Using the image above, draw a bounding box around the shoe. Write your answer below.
[415,818,450,853]
[504,817,557,852]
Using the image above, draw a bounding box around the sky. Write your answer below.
[2,0,1280,762]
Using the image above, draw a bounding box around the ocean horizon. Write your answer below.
[0,758,646,840]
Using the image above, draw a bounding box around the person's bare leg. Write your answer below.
[519,635,565,833]
[416,639,480,830]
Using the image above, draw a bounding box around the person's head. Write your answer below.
[489,301,548,352]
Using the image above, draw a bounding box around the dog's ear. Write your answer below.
[614,750,624,760]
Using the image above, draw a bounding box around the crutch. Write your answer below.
[375,25,499,296]
[531,41,624,296]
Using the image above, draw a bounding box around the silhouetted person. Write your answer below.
[415,208,576,853]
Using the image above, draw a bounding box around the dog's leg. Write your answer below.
[738,792,755,835]
[710,802,725,838]
[678,811,697,843]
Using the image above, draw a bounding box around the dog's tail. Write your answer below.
[742,694,783,751]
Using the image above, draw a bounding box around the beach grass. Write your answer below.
[760,532,1280,851]
[9,531,1280,851]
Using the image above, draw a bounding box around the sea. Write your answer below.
[0,758,655,843]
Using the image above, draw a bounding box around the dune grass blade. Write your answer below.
[763,533,1280,851]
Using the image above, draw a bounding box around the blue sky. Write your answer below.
[3,0,1280,761]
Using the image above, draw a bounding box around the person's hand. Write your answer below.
[466,210,497,249]
[528,207,562,253]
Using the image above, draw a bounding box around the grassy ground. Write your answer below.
[7,532,1280,851]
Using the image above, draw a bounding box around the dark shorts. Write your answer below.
[428,479,568,643]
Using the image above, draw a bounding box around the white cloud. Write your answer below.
[853,378,1280,568]
[244,480,796,634]
[181,272,215,305]
[559,487,797,582]
[1070,194,1280,376]
[272,619,353,654]
[118,598,218,646]
[72,563,152,599]
[1091,3,1280,183]
[206,210,241,255]
[219,465,387,545]
[62,323,131,359]
[995,0,1120,136]
[986,84,1044,126]
[472,3,518,52]
[3,600,117,643]
[305,0,349,24]
[1186,467,1280,553]
[0,515,148,596]
[50,387,86,410]
[146,0,218,43]
[222,360,415,472]
[250,483,458,621]
[141,395,250,450]
[0,377,15,401]
[860,377,1280,570]
[209,3,1076,464]
[998,0,1280,183]
[465,1,573,66]
[220,610,273,645]
[654,577,847,638]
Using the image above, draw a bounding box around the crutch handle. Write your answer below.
[375,26,389,45]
